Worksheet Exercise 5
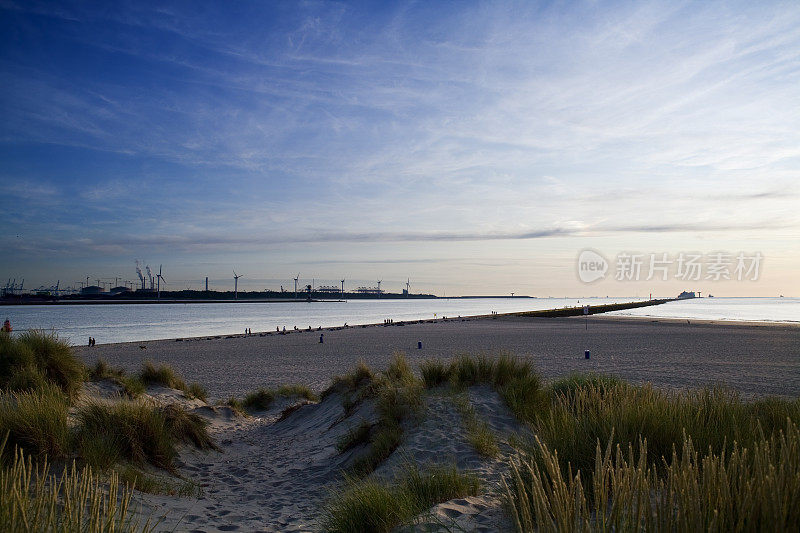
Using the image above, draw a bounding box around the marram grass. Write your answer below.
[504,420,800,532]
[0,437,151,532]
[325,462,479,533]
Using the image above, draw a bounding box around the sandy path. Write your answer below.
[76,317,800,400]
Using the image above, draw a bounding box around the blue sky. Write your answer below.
[1,0,798,296]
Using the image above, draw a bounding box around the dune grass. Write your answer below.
[241,388,274,411]
[0,438,150,532]
[89,358,146,397]
[505,421,800,532]
[186,382,208,402]
[500,371,800,532]
[337,420,373,453]
[349,354,424,476]
[75,401,215,472]
[453,394,499,458]
[140,361,187,392]
[0,385,70,461]
[419,360,449,388]
[530,383,800,481]
[325,463,480,533]
[117,464,201,497]
[0,330,85,397]
[548,372,624,401]
[323,360,375,399]
[229,384,318,414]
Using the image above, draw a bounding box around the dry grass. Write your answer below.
[89,358,146,397]
[0,438,151,532]
[0,385,70,461]
[140,361,187,392]
[505,420,800,532]
[333,355,424,476]
[1,330,85,397]
[325,463,480,533]
[75,401,215,472]
[453,394,499,458]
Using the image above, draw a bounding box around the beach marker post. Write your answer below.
[418,341,422,349]
[319,333,324,343]
[583,305,589,330]
[585,350,590,359]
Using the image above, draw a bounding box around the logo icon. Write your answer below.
[577,249,608,283]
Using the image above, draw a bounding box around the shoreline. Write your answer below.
[79,297,797,348]
[75,314,800,401]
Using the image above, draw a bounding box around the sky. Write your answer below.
[1,0,798,297]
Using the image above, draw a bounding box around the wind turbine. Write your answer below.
[406,278,410,297]
[233,270,243,300]
[377,279,382,298]
[156,265,166,300]
[341,279,345,298]
[293,273,299,299]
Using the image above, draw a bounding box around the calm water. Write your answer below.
[4,297,637,345]
[608,297,799,323]
[2,297,796,345]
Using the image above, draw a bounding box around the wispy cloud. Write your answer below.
[1,0,799,293]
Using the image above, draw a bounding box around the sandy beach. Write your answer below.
[75,315,800,401]
[16,315,799,532]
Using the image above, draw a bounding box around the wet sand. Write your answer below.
[75,316,800,401]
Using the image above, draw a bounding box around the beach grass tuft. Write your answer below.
[0,385,70,461]
[419,360,449,388]
[325,462,480,533]
[505,420,800,532]
[334,355,424,475]
[275,384,317,401]
[186,382,208,402]
[453,394,500,458]
[75,401,215,472]
[323,360,374,399]
[232,383,318,413]
[140,361,187,392]
[89,358,146,397]
[337,420,373,453]
[1,330,85,397]
[242,388,274,411]
[1,438,150,532]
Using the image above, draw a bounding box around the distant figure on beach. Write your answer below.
[2,318,11,332]
[88,337,95,347]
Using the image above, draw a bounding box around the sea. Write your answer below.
[1,297,796,345]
